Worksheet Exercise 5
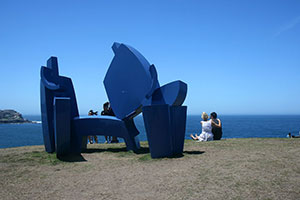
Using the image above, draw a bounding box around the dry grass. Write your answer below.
[0,138,299,200]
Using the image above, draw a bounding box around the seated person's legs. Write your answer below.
[93,136,98,143]
[190,134,199,141]
[111,136,119,143]
[88,136,93,144]
[105,135,111,143]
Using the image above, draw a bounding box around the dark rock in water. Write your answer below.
[0,110,31,124]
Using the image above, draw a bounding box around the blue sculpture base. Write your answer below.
[142,105,187,158]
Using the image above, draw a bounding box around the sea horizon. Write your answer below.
[20,113,300,119]
[1,114,300,149]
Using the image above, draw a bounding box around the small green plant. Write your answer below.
[138,154,152,161]
[25,151,63,165]
[1,150,63,165]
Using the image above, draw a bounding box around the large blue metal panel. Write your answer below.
[142,105,173,158]
[152,81,187,106]
[40,82,55,153]
[169,106,187,155]
[40,57,78,154]
[54,97,71,157]
[104,43,160,119]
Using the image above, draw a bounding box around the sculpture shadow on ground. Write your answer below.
[83,146,186,159]
[56,148,205,162]
[82,146,150,155]
[160,150,205,158]
[165,153,184,159]
[183,150,205,155]
[57,154,87,162]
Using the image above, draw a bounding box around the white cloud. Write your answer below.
[274,16,300,37]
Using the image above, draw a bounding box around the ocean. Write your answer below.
[1,115,300,149]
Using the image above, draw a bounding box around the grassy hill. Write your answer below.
[0,138,299,200]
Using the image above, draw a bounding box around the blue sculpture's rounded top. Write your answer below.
[104,43,159,119]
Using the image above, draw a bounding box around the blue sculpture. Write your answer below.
[104,43,187,158]
[40,42,187,158]
[104,43,187,119]
[40,57,140,156]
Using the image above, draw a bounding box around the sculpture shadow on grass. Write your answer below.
[158,151,205,158]
[183,150,205,155]
[82,148,186,159]
[82,146,150,155]
[165,153,184,159]
[57,154,87,162]
[56,148,205,162]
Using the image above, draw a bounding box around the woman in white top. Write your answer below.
[190,112,214,141]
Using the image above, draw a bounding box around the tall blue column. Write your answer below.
[54,97,71,157]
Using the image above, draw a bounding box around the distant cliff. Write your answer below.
[0,110,31,124]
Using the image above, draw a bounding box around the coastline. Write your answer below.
[1,115,300,149]
[0,121,40,124]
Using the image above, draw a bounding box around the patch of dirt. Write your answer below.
[0,138,299,200]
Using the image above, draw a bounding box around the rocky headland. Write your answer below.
[0,110,32,124]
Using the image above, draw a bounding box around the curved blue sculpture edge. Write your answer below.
[104,42,188,158]
[40,42,188,159]
[40,56,140,156]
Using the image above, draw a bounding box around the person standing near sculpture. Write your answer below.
[101,102,119,143]
[210,112,222,140]
[87,110,98,144]
[101,102,111,143]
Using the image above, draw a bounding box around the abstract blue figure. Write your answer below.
[104,43,187,119]
[104,43,187,158]
[40,57,140,157]
[40,42,187,159]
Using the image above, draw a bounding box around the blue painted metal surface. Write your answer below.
[40,42,188,158]
[142,105,187,158]
[104,43,187,119]
[40,56,140,156]
[54,97,71,156]
[169,106,187,155]
[104,42,188,158]
[142,105,173,158]
[104,43,160,119]
[152,80,187,106]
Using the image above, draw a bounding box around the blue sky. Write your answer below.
[0,0,299,115]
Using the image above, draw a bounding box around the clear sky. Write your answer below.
[0,0,299,115]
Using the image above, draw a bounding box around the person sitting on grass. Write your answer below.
[288,132,300,138]
[87,109,98,144]
[210,112,223,140]
[190,112,214,141]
